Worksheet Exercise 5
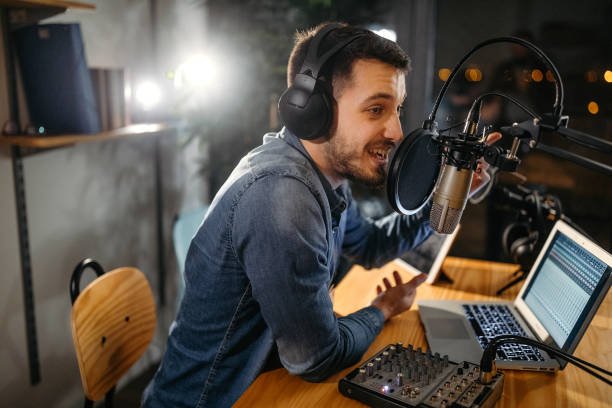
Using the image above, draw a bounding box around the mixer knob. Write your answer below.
[374,357,382,370]
[366,362,374,376]
[357,368,366,382]
[382,351,390,363]
[396,372,404,386]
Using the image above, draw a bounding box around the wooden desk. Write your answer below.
[235,257,611,408]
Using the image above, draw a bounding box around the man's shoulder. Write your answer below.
[213,134,326,209]
[246,135,319,187]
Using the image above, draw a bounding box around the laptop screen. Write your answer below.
[521,229,611,349]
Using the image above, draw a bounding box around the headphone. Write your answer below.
[502,222,539,267]
[500,188,563,268]
[278,23,365,140]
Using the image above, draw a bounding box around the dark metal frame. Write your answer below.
[2,6,41,385]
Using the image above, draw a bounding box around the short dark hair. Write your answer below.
[287,22,411,96]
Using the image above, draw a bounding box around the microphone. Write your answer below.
[387,37,569,234]
[430,102,483,233]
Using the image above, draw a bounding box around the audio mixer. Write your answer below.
[339,343,504,408]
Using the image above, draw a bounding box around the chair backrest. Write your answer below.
[70,261,156,402]
[172,205,208,305]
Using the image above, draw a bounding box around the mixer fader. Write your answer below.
[339,343,504,407]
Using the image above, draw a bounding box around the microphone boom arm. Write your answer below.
[502,118,612,177]
[535,142,612,176]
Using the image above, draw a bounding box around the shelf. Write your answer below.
[0,123,172,149]
[0,0,94,9]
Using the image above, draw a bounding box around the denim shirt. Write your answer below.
[143,129,432,407]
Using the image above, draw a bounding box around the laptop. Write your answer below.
[395,225,460,284]
[418,220,612,371]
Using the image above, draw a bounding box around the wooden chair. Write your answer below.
[70,258,156,407]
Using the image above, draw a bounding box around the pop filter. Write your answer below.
[386,127,441,214]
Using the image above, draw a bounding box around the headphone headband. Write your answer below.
[300,23,342,77]
[299,24,366,91]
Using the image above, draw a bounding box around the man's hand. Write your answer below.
[371,271,428,321]
[469,132,502,197]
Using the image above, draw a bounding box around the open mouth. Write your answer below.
[368,147,391,164]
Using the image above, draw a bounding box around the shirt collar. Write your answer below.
[278,128,347,219]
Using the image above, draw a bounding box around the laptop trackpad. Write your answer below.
[428,318,471,339]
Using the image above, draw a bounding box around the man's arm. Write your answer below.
[341,191,433,270]
[232,175,384,381]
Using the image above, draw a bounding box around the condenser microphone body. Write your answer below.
[430,161,473,233]
[429,106,482,234]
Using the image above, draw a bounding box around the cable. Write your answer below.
[439,121,467,133]
[429,37,564,125]
[440,92,539,136]
[480,335,611,385]
[461,91,538,205]
[467,92,541,123]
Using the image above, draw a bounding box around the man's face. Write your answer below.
[325,59,406,189]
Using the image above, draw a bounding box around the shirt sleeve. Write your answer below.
[341,188,433,269]
[231,174,385,382]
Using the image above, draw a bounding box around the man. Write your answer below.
[144,22,492,407]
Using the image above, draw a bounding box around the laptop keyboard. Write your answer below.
[462,304,545,362]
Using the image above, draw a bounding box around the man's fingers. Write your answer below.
[485,131,502,145]
[383,277,392,290]
[393,270,403,286]
[376,285,382,295]
[409,273,428,287]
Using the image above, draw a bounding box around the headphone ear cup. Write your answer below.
[509,236,532,262]
[502,222,530,258]
[278,84,333,140]
[509,230,539,267]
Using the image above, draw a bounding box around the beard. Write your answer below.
[326,137,393,189]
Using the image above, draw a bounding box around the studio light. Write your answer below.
[174,54,219,90]
[135,80,162,111]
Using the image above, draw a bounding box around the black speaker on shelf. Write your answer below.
[13,23,101,135]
